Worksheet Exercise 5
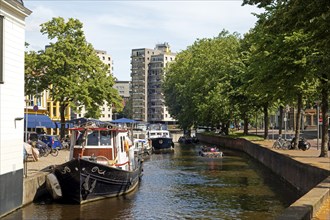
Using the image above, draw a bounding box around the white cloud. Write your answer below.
[25,5,55,32]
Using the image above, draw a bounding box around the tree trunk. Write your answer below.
[243,113,249,135]
[293,94,302,149]
[60,103,66,139]
[263,103,269,139]
[279,106,283,135]
[320,86,329,157]
[224,121,230,135]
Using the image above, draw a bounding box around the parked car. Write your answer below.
[24,131,39,142]
[39,134,63,149]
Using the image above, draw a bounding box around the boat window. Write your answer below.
[87,131,99,146]
[100,131,111,145]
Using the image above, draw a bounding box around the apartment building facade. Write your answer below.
[114,80,131,106]
[131,43,176,123]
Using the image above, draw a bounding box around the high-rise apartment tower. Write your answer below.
[131,43,176,123]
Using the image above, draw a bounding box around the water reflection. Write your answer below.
[4,144,299,220]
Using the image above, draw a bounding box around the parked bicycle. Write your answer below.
[32,140,59,157]
[272,136,291,150]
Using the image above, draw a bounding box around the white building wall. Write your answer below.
[0,3,27,175]
[162,54,175,122]
[96,50,113,121]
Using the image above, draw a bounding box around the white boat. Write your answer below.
[146,124,174,152]
[132,127,152,156]
[133,138,152,156]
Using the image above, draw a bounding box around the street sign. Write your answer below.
[33,105,38,111]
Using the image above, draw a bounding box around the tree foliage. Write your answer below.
[164,0,329,157]
[243,0,329,156]
[164,31,243,133]
[25,17,122,137]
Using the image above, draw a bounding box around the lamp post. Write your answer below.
[284,105,288,140]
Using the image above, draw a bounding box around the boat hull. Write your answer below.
[151,137,174,151]
[50,158,143,204]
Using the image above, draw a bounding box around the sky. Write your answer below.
[24,0,263,81]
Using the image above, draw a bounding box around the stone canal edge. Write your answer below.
[197,134,330,220]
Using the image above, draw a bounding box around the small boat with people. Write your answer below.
[46,119,143,204]
[147,124,174,152]
[199,145,223,158]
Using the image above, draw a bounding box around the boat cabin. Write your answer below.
[147,130,170,139]
[69,126,132,170]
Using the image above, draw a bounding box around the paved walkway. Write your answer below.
[24,149,70,177]
[253,138,330,172]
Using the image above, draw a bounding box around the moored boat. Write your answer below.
[46,119,143,204]
[133,138,152,156]
[146,124,174,152]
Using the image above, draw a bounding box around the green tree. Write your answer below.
[164,31,243,134]
[25,17,122,138]
[243,0,328,156]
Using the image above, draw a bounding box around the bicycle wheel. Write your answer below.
[282,141,291,150]
[272,141,279,149]
[51,148,59,157]
[304,142,311,151]
[43,149,50,157]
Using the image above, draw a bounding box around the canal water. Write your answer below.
[4,144,300,220]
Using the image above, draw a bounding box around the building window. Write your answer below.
[0,15,4,84]
[28,95,34,106]
[53,107,57,116]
